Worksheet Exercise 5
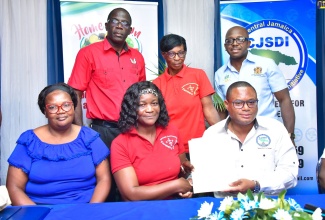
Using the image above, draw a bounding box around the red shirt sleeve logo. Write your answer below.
[160,135,178,150]
[181,83,199,95]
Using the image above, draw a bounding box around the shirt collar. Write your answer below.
[224,116,259,132]
[103,38,129,52]
[163,64,187,81]
[226,51,254,71]
[129,125,164,136]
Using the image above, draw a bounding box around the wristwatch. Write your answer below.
[253,180,260,193]
[289,133,295,140]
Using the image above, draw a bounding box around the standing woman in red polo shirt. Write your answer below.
[153,34,220,158]
[110,81,193,201]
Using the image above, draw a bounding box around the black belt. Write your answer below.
[92,119,119,128]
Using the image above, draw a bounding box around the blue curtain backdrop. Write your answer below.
[47,0,64,85]
[316,5,325,158]
[214,0,222,72]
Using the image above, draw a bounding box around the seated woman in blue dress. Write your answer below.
[6,83,111,205]
[110,81,193,201]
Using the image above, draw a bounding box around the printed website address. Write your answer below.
[297,176,314,181]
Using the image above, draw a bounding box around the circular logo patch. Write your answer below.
[256,134,271,147]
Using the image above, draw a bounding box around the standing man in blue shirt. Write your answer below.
[215,26,295,143]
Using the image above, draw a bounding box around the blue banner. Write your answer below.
[220,0,317,194]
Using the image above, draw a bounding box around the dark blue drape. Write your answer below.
[316,6,325,158]
[47,0,64,85]
[214,0,222,73]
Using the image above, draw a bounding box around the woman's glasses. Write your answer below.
[164,51,187,59]
[45,102,74,114]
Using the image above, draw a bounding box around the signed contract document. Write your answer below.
[189,137,238,194]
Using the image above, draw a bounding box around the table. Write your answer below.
[1,194,325,220]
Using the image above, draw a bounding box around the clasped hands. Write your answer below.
[178,160,195,198]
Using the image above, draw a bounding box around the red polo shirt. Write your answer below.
[153,65,215,152]
[111,124,185,186]
[68,38,146,121]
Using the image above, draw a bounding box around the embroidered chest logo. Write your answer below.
[182,83,198,95]
[256,134,271,147]
[254,66,262,75]
[130,58,136,64]
[224,74,231,83]
[160,135,178,150]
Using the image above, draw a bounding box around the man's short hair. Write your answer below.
[226,81,257,100]
[107,8,132,25]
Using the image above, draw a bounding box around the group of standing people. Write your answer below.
[6,7,298,205]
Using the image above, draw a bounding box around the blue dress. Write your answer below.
[7,126,110,204]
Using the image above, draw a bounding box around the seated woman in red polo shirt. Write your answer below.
[110,81,193,201]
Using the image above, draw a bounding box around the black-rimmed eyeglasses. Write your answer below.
[45,102,74,114]
[164,51,187,59]
[225,37,248,45]
[232,100,258,109]
[107,18,130,28]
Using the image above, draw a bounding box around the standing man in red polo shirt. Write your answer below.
[68,8,146,202]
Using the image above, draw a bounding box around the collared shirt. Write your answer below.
[322,148,325,158]
[153,65,215,151]
[202,116,298,196]
[68,38,146,121]
[215,52,287,119]
[110,124,185,187]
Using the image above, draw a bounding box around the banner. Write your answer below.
[220,0,317,194]
[60,0,158,124]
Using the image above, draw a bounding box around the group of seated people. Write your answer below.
[6,79,300,205]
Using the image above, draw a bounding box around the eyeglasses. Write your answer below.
[225,37,248,45]
[232,100,258,109]
[164,51,187,59]
[45,102,74,114]
[107,18,130,28]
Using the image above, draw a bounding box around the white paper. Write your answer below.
[0,185,11,211]
[189,138,238,194]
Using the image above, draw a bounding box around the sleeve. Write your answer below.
[265,58,288,93]
[258,123,299,194]
[176,128,185,155]
[90,136,110,166]
[198,69,215,99]
[7,144,32,174]
[214,68,226,101]
[67,47,92,91]
[110,136,132,174]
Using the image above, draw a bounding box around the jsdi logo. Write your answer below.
[246,20,308,91]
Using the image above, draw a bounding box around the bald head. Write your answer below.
[225,26,249,38]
